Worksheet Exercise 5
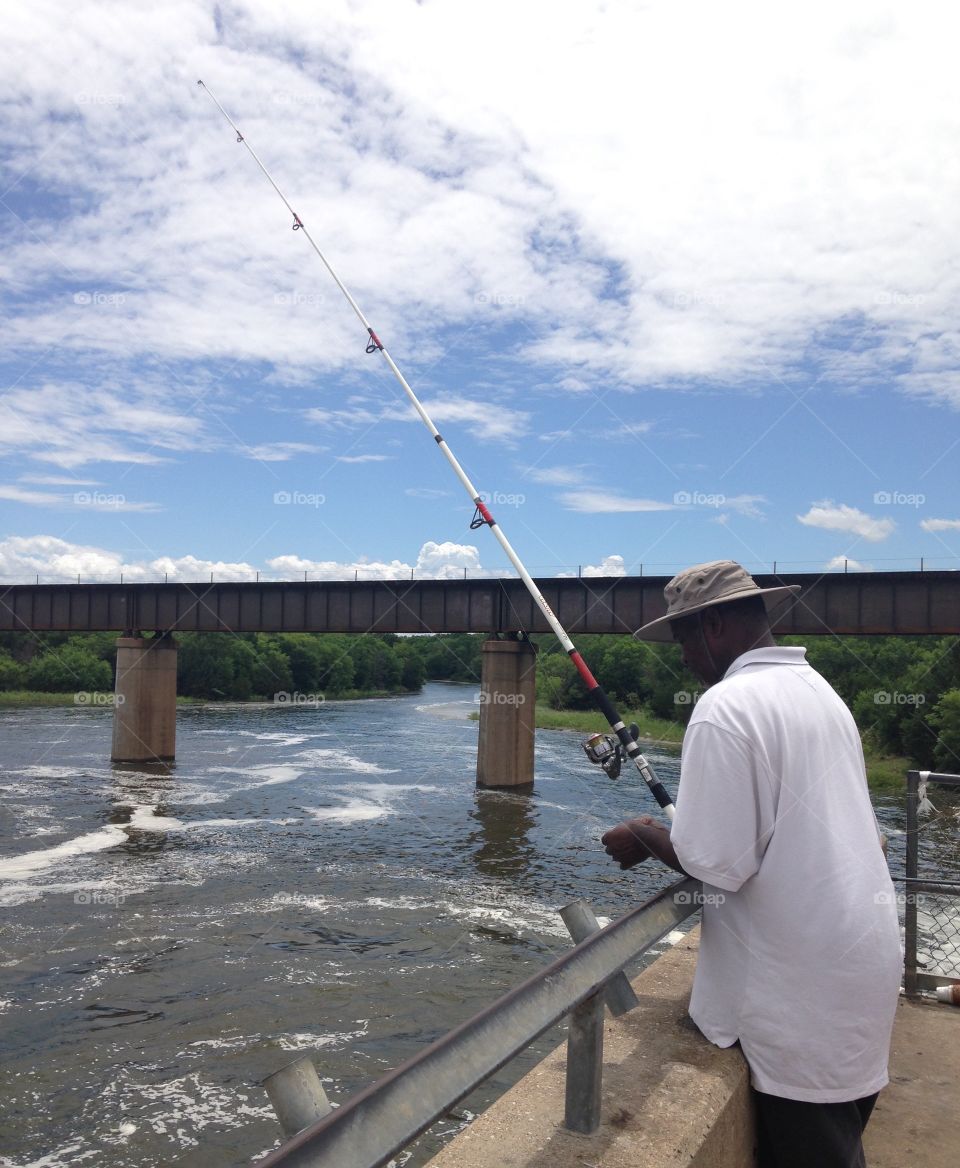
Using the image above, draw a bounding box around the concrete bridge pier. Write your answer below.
[477,638,537,789]
[111,633,178,763]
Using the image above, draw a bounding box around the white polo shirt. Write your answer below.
[670,646,902,1102]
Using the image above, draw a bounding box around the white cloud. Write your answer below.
[523,466,587,487]
[558,554,626,578]
[723,495,767,519]
[245,442,326,461]
[0,381,207,468]
[404,487,450,499]
[559,490,677,514]
[335,454,392,463]
[0,535,500,584]
[5,0,954,409]
[920,518,960,533]
[824,555,872,572]
[0,485,160,512]
[797,501,895,542]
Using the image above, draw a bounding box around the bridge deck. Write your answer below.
[1,571,957,635]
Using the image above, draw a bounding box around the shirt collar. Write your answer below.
[723,645,808,680]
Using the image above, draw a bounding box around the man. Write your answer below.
[602,560,901,1168]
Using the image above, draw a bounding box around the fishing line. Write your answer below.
[196,79,675,818]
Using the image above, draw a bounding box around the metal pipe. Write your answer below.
[564,992,605,1134]
[560,900,639,1016]
[264,1056,332,1138]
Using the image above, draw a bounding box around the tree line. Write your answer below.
[1,630,957,771]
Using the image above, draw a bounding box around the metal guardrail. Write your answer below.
[253,877,701,1168]
[904,770,960,997]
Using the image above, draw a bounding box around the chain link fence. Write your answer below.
[904,770,960,997]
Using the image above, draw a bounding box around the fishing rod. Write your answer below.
[196,79,675,819]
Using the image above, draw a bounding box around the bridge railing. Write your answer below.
[904,770,960,997]
[252,877,701,1168]
[4,555,959,586]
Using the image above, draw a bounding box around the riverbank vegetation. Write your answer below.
[0,630,956,777]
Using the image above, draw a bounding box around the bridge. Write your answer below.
[3,571,956,774]
[2,569,958,636]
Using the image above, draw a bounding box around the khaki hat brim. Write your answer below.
[632,584,802,643]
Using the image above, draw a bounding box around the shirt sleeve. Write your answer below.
[670,719,777,893]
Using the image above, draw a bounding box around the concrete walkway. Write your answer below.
[864,994,960,1168]
[425,931,960,1168]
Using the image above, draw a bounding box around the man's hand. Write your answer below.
[602,815,685,874]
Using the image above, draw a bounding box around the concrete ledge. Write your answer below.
[425,928,755,1168]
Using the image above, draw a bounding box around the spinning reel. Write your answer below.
[581,723,641,780]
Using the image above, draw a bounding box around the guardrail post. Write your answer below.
[264,1055,332,1137]
[564,990,604,1133]
[560,901,639,1016]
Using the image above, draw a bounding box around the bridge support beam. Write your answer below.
[112,635,177,763]
[477,639,536,789]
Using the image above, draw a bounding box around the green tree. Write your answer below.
[26,646,112,693]
[0,651,26,690]
[928,689,960,773]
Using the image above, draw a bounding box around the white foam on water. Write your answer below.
[12,766,84,780]
[188,816,302,829]
[268,893,330,912]
[219,763,307,786]
[0,1140,100,1167]
[0,825,127,882]
[126,806,188,832]
[364,895,431,910]
[106,1071,275,1144]
[305,800,385,823]
[276,1023,368,1051]
[295,747,399,775]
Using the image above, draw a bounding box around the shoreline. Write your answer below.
[0,687,911,791]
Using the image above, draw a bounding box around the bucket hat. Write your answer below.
[633,560,801,642]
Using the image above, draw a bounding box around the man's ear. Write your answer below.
[701,606,724,638]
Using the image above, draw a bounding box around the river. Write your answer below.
[0,682,956,1167]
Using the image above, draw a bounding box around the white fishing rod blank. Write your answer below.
[196,79,675,818]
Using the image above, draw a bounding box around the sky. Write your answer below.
[1,0,959,586]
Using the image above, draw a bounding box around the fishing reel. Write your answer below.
[581,723,641,780]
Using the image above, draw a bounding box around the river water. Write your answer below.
[0,682,956,1167]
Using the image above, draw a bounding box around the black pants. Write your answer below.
[753,1089,879,1168]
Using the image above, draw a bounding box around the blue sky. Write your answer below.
[1,0,958,584]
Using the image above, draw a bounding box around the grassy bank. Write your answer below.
[0,688,416,709]
[471,703,910,793]
[527,703,685,746]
